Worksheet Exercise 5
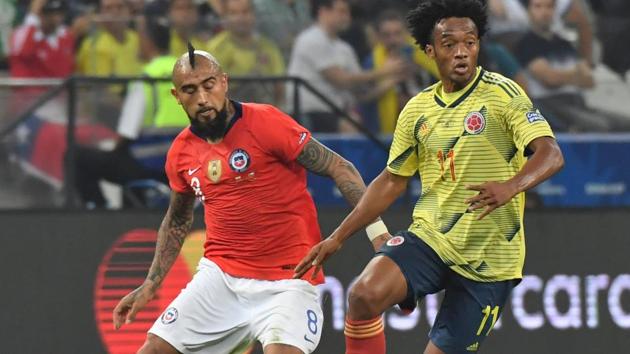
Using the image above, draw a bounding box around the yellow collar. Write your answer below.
[436,67,481,105]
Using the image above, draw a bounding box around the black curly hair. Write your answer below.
[406,0,488,49]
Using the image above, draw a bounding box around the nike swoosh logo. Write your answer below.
[188,167,201,175]
[303,334,315,344]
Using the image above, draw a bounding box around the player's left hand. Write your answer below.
[465,181,518,220]
[370,232,393,252]
[112,282,156,330]
[293,237,342,280]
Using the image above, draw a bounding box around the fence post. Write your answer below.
[292,77,301,122]
[63,77,77,207]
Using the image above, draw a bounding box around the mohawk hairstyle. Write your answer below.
[187,41,196,68]
[406,0,488,49]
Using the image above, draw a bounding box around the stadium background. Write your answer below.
[1,0,629,353]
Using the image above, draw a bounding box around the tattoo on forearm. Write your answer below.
[298,139,368,208]
[145,192,195,292]
[297,138,336,176]
[337,180,364,206]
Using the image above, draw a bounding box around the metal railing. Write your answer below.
[1,75,389,208]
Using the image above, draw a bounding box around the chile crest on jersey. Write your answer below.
[229,148,251,173]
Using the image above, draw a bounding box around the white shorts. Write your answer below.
[149,258,323,354]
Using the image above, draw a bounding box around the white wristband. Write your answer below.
[366,220,389,241]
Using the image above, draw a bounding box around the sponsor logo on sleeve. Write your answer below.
[526,110,546,123]
[298,132,308,145]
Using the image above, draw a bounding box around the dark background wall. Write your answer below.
[0,209,629,353]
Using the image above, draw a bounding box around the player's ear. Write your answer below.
[171,88,182,105]
[222,73,229,93]
[425,44,435,59]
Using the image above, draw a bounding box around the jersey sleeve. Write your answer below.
[165,140,191,194]
[254,105,311,162]
[386,101,419,176]
[501,87,555,151]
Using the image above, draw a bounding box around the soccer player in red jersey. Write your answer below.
[112,46,389,354]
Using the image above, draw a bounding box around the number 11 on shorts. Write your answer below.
[476,305,499,336]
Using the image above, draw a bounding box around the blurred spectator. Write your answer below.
[486,0,530,48]
[75,15,188,208]
[588,0,630,77]
[127,0,145,16]
[338,0,371,62]
[551,0,594,65]
[516,0,630,131]
[206,0,224,15]
[168,0,211,56]
[341,0,417,60]
[253,0,311,62]
[488,0,593,65]
[287,0,407,132]
[76,0,141,76]
[361,10,439,133]
[9,0,74,79]
[0,0,16,70]
[478,40,528,91]
[208,0,285,105]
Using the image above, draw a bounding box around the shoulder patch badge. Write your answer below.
[526,110,546,123]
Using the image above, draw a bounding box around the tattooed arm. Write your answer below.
[296,138,390,248]
[297,138,365,206]
[113,191,195,329]
[294,169,410,279]
[145,191,195,289]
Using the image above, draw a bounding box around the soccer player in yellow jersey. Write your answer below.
[294,0,564,353]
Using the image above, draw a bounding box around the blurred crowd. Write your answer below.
[1,0,630,136]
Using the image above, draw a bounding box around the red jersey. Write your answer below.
[165,102,324,284]
[9,14,75,79]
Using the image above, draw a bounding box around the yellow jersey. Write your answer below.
[387,67,554,282]
[207,31,284,103]
[207,31,284,77]
[77,28,142,76]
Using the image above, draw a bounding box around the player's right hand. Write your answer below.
[112,282,156,330]
[293,237,342,280]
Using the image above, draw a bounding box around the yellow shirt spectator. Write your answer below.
[367,37,439,133]
[207,31,284,77]
[207,31,284,103]
[77,28,142,76]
